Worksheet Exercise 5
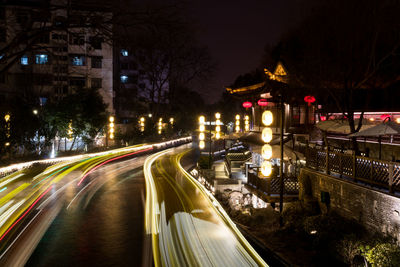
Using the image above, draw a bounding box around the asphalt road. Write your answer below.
[144,146,267,266]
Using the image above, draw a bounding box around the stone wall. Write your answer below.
[299,168,400,241]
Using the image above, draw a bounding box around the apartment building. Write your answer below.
[0,0,114,113]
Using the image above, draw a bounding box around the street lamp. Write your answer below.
[199,115,205,149]
[244,115,250,131]
[235,114,240,133]
[260,110,273,177]
[109,116,115,139]
[215,113,221,139]
[139,117,145,132]
[158,118,162,134]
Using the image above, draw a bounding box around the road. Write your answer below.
[0,138,267,266]
[0,139,189,266]
[144,146,267,267]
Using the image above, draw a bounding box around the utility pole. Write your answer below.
[279,96,285,226]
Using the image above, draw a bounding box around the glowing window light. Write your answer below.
[235,114,240,120]
[216,132,220,139]
[216,126,221,132]
[262,144,272,160]
[215,113,221,119]
[199,140,205,149]
[262,127,273,143]
[199,125,205,132]
[262,111,273,126]
[199,132,205,141]
[199,116,205,124]
[261,161,272,177]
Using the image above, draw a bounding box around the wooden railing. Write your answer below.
[247,172,299,195]
[304,144,400,193]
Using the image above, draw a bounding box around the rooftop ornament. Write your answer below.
[304,95,316,106]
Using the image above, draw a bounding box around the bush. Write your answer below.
[198,155,212,169]
[361,242,400,267]
[336,234,362,265]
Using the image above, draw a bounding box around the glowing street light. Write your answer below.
[199,115,206,149]
[33,109,38,115]
[235,114,240,133]
[109,116,115,139]
[215,112,221,139]
[139,117,145,132]
[158,118,163,135]
[262,110,273,126]
[244,115,250,131]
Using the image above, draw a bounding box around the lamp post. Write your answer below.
[199,115,205,149]
[235,114,240,133]
[109,116,115,140]
[4,113,10,147]
[215,113,221,139]
[261,110,273,177]
[139,117,145,132]
[158,118,162,135]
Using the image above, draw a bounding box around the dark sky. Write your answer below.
[188,0,305,103]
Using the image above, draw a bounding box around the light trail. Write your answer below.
[0,188,7,193]
[0,185,53,242]
[144,148,268,267]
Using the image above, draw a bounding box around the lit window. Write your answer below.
[121,49,128,56]
[35,54,48,64]
[70,55,85,66]
[120,75,128,83]
[20,55,28,65]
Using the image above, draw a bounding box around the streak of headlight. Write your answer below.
[0,183,30,207]
[77,147,153,186]
[0,174,24,188]
[0,185,53,242]
[32,166,69,188]
[176,153,268,267]
[0,200,25,228]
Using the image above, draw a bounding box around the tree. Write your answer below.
[43,88,107,151]
[269,0,400,152]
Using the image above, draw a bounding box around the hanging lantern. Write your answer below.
[304,95,316,106]
[199,116,205,123]
[262,110,273,126]
[262,144,272,160]
[257,99,268,106]
[199,132,205,141]
[262,127,273,143]
[261,161,272,177]
[216,132,220,139]
[199,140,205,149]
[242,101,252,108]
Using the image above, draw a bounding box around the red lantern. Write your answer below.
[257,99,268,106]
[242,101,252,108]
[381,114,390,120]
[320,116,326,121]
[304,95,316,106]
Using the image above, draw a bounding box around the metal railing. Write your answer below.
[304,144,400,193]
[247,172,299,195]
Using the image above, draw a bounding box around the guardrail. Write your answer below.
[247,172,299,195]
[303,144,400,193]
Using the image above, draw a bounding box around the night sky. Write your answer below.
[188,0,305,102]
